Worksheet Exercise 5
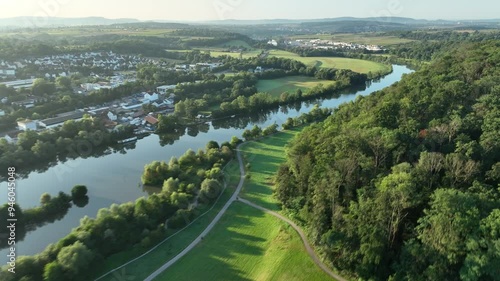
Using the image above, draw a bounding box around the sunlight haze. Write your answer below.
[0,0,498,21]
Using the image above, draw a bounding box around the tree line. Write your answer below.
[0,186,88,251]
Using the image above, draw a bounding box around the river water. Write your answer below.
[0,65,412,262]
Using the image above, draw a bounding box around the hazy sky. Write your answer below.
[0,0,498,21]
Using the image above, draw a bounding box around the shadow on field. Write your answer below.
[160,203,268,281]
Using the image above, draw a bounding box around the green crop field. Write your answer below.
[270,50,390,74]
[166,49,262,59]
[257,76,335,98]
[90,160,242,281]
[218,39,254,49]
[156,202,331,281]
[210,49,262,59]
[289,32,415,45]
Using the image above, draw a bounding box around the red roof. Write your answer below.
[144,115,159,125]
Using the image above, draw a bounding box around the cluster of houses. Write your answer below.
[19,51,160,72]
[1,88,177,144]
[284,39,384,52]
[79,73,137,93]
[173,62,223,72]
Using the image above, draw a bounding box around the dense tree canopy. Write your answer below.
[275,41,500,281]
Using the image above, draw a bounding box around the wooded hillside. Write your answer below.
[275,41,500,281]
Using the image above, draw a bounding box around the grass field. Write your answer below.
[90,160,242,281]
[210,49,262,59]
[257,76,335,98]
[155,128,334,281]
[156,202,331,281]
[270,50,390,74]
[239,128,302,210]
[94,129,332,281]
[166,49,262,59]
[218,39,254,49]
[289,33,415,46]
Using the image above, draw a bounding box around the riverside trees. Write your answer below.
[274,41,500,280]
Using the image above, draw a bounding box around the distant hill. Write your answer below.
[199,17,500,26]
[0,17,140,28]
[0,16,498,29]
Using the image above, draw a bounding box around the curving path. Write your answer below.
[237,198,347,281]
[144,145,348,281]
[143,145,246,281]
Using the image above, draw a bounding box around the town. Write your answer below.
[280,38,384,51]
[0,50,223,144]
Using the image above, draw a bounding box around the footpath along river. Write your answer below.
[0,65,412,262]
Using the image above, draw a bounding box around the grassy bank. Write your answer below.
[91,159,241,281]
[156,202,331,281]
[239,128,303,210]
[155,128,333,281]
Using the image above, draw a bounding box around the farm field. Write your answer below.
[289,32,415,45]
[269,50,390,74]
[167,48,262,59]
[257,76,335,98]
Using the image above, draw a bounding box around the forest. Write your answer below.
[274,41,500,280]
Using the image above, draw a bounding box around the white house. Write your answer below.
[17,119,38,131]
[0,68,15,78]
[3,134,15,144]
[0,109,5,116]
[107,111,117,121]
[143,92,159,102]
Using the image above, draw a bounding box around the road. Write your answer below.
[144,145,348,281]
[143,144,246,281]
[238,198,348,281]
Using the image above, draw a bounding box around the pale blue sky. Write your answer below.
[0,0,498,21]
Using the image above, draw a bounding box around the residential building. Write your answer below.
[17,119,38,131]
[144,115,159,126]
[39,110,85,129]
[144,92,159,102]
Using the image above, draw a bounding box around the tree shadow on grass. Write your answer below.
[158,203,270,281]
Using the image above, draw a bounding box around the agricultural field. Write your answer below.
[166,48,262,59]
[218,39,254,49]
[289,32,415,45]
[257,76,335,98]
[270,50,391,74]
[210,49,262,59]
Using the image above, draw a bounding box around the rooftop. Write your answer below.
[40,111,85,127]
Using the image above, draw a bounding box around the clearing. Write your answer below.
[257,76,336,98]
[270,50,390,74]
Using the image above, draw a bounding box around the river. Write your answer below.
[0,65,413,262]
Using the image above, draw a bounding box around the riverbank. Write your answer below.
[0,65,413,263]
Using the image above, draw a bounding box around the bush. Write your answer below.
[71,185,88,200]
